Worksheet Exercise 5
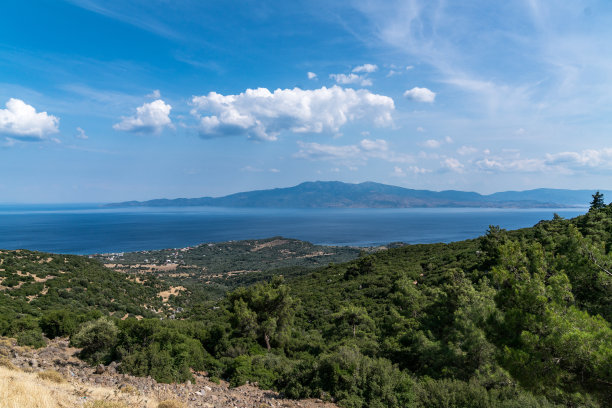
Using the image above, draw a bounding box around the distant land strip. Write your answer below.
[105,181,606,209]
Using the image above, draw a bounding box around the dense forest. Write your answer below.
[1,200,612,407]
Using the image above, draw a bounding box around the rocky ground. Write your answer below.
[0,337,338,408]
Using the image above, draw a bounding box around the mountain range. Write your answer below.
[106,181,609,208]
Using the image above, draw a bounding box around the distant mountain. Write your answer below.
[105,181,610,209]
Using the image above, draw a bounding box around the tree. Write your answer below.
[70,317,118,364]
[590,191,605,211]
[333,305,374,338]
[228,276,294,350]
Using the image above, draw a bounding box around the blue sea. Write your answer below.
[0,205,587,255]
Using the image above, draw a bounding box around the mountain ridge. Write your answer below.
[105,181,608,208]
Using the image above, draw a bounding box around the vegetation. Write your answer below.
[0,365,145,408]
[0,250,166,347]
[37,369,66,383]
[2,199,612,407]
[92,237,363,302]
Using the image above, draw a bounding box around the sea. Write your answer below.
[0,205,587,255]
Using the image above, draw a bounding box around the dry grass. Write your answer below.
[119,384,139,395]
[37,370,66,383]
[157,400,185,408]
[0,366,160,408]
[84,401,130,408]
[0,365,74,408]
[0,357,17,370]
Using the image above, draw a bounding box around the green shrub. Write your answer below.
[71,317,118,364]
[16,329,45,348]
[40,310,79,338]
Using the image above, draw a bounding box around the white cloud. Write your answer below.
[406,65,414,70]
[475,157,544,173]
[394,165,430,176]
[295,138,411,164]
[545,149,612,168]
[113,99,172,134]
[3,137,17,147]
[307,72,317,80]
[243,165,282,173]
[359,138,388,152]
[443,157,464,172]
[353,63,378,73]
[420,139,441,148]
[445,136,453,143]
[0,98,59,140]
[76,127,88,140]
[191,86,394,141]
[416,126,425,132]
[146,89,161,98]
[404,87,436,103]
[242,165,263,172]
[295,141,360,160]
[407,165,430,174]
[457,146,478,155]
[329,73,372,86]
[386,70,400,77]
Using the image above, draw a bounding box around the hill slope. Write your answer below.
[107,181,609,208]
[2,209,612,407]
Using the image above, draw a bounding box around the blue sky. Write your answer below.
[2,0,612,203]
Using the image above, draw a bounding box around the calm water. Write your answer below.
[0,205,586,254]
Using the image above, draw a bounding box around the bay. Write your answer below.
[0,205,586,255]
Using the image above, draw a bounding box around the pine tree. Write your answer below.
[590,191,605,210]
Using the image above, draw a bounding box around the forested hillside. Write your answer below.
[2,206,612,407]
[93,237,363,300]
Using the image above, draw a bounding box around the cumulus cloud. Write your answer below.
[544,149,612,168]
[407,165,431,174]
[329,73,372,86]
[359,138,388,152]
[0,98,59,140]
[443,158,464,172]
[457,146,478,155]
[475,157,544,173]
[421,139,441,148]
[404,87,436,103]
[76,127,88,140]
[463,148,612,174]
[352,63,378,73]
[307,72,317,80]
[394,165,430,176]
[113,99,172,133]
[191,86,394,141]
[295,138,410,164]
